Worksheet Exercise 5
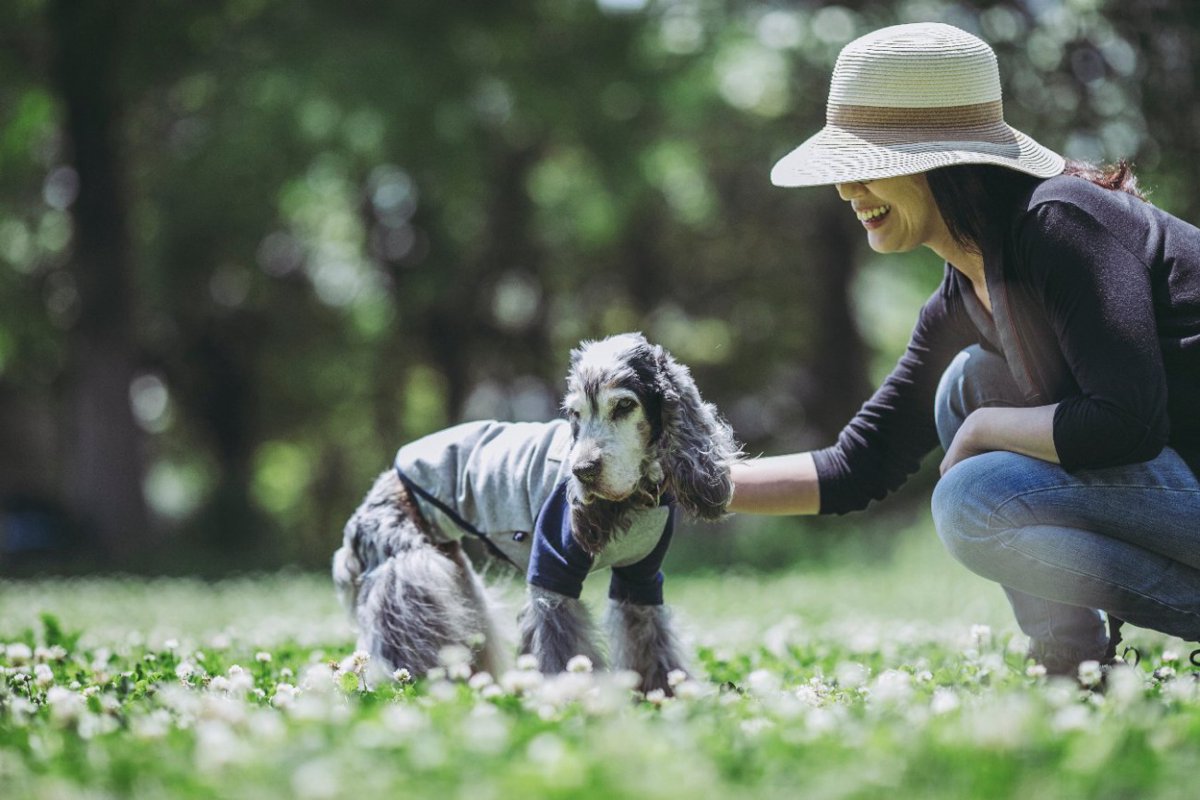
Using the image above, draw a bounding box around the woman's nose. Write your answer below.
[835,181,866,201]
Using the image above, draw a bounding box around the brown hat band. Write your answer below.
[827,100,1004,129]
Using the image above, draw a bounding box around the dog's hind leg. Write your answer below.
[519,586,605,674]
[607,600,686,695]
[356,545,487,679]
[441,542,508,676]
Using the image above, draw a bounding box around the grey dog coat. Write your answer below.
[394,420,674,605]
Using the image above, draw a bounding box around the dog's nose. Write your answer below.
[572,458,601,485]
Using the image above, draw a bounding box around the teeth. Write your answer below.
[856,205,891,222]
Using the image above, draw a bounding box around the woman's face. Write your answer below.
[834,173,945,255]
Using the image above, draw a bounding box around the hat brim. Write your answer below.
[770,123,1065,187]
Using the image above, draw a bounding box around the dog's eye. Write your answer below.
[612,397,637,417]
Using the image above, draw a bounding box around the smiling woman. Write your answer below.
[731,22,1200,678]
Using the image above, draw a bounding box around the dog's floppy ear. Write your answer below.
[652,345,740,520]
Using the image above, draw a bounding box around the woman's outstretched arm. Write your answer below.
[728,453,821,515]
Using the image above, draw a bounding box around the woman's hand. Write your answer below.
[940,405,1061,476]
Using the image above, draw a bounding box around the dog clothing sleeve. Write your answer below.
[527,481,594,599]
[608,503,676,606]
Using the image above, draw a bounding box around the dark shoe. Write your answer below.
[1025,638,1108,678]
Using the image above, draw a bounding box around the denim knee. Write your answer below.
[933,346,1024,452]
[932,451,1027,573]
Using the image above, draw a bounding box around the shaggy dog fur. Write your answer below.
[333,333,740,693]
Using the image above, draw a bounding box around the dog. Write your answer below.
[332,332,740,693]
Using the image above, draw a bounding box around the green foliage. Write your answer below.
[3,1,1200,568]
[1,530,1199,798]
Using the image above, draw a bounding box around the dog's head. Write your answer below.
[563,332,740,554]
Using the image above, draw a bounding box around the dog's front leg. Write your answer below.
[519,586,605,674]
[607,600,686,695]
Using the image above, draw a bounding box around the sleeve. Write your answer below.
[1016,201,1169,470]
[609,506,677,606]
[526,482,593,599]
[811,277,978,514]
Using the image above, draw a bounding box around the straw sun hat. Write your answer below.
[770,22,1065,187]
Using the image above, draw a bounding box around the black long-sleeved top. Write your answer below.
[814,174,1200,514]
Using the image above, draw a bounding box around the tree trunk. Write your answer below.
[50,0,150,561]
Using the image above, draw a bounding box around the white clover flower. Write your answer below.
[164,639,180,651]
[1025,663,1048,678]
[930,688,960,715]
[611,670,641,691]
[834,661,869,690]
[271,683,299,709]
[446,662,472,682]
[78,711,119,740]
[516,653,539,671]
[1154,665,1177,682]
[8,696,36,725]
[644,688,667,706]
[566,655,594,674]
[747,669,781,696]
[132,709,172,740]
[499,668,543,695]
[34,663,55,688]
[1078,660,1103,687]
[869,670,913,705]
[6,643,32,665]
[280,667,294,679]
[1161,650,1179,664]
[970,624,992,645]
[468,671,494,690]
[175,662,196,681]
[392,668,413,684]
[674,680,707,701]
[1104,664,1145,705]
[740,717,774,736]
[208,676,230,693]
[480,684,503,700]
[1051,704,1091,732]
[194,719,243,772]
[461,708,511,754]
[45,686,84,725]
[666,668,687,687]
[255,651,272,664]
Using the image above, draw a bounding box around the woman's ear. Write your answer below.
[653,346,739,520]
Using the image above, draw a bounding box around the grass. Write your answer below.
[1,518,1198,799]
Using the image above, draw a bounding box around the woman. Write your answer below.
[729,22,1200,675]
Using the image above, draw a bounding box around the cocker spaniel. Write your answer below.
[332,332,740,693]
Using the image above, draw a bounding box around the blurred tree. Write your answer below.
[48,0,150,561]
[1,0,1198,571]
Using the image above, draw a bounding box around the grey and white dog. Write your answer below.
[332,332,740,693]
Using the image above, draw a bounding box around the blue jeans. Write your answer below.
[932,346,1200,665]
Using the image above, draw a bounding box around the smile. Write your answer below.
[856,205,891,224]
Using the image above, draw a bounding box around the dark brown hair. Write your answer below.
[926,160,1146,254]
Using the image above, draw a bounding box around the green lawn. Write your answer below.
[1,521,1196,799]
